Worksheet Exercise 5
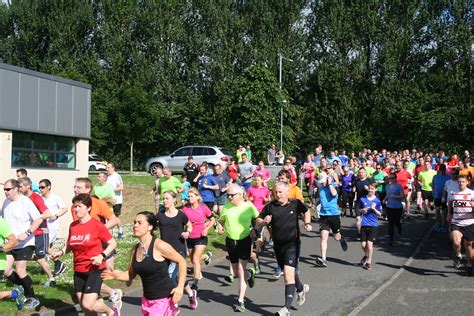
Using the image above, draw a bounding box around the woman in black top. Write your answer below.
[102,211,186,315]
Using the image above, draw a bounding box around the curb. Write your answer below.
[348,220,437,316]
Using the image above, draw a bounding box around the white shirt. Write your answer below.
[444,179,460,202]
[449,188,474,227]
[1,195,41,249]
[43,193,66,228]
[107,172,123,204]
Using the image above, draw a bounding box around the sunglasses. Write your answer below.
[3,187,14,191]
[227,193,239,198]
[39,186,48,189]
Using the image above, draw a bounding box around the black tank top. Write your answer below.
[132,237,175,300]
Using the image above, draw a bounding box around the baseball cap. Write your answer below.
[317,173,328,184]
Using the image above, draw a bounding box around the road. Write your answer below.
[50,214,472,316]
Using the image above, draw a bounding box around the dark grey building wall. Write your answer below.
[0,63,91,139]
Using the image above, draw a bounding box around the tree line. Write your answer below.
[0,0,471,169]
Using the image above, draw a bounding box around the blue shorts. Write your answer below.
[239,181,252,192]
[215,194,227,206]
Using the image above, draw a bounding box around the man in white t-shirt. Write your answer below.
[107,162,124,239]
[1,179,43,310]
[447,175,474,275]
[39,179,68,275]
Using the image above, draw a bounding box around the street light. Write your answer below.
[278,53,293,152]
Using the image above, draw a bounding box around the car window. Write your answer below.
[89,156,101,161]
[174,147,192,157]
[220,148,232,156]
[203,147,216,155]
[192,147,205,156]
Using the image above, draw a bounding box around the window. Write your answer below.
[203,147,216,155]
[12,132,76,169]
[192,147,205,156]
[174,147,192,157]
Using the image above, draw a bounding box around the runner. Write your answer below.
[432,165,451,232]
[213,163,232,216]
[257,182,311,316]
[52,194,119,316]
[181,188,215,292]
[418,161,437,218]
[17,177,56,287]
[301,154,317,206]
[227,157,239,183]
[354,168,372,235]
[358,183,383,270]
[0,217,25,310]
[180,174,191,205]
[238,154,255,191]
[447,175,474,275]
[384,173,405,246]
[39,179,68,275]
[197,165,219,211]
[1,179,42,309]
[102,211,185,315]
[253,161,271,186]
[340,166,356,217]
[217,184,259,312]
[157,168,184,213]
[315,173,348,268]
[156,191,196,309]
[106,163,124,239]
[183,156,199,188]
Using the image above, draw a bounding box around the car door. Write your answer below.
[202,147,217,165]
[191,147,206,165]
[169,147,192,172]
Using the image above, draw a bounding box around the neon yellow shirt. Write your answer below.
[220,201,259,240]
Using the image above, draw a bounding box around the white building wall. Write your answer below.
[0,129,89,238]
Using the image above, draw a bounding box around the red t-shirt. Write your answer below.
[28,192,48,236]
[414,165,426,184]
[396,170,412,195]
[68,218,112,272]
[227,163,239,181]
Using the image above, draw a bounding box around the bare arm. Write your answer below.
[1,234,18,252]
[105,215,120,230]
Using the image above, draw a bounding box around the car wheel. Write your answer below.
[149,163,163,175]
[89,165,96,171]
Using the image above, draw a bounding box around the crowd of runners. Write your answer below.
[0,145,472,316]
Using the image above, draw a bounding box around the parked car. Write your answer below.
[88,154,107,171]
[145,145,233,174]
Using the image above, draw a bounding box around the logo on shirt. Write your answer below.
[70,233,91,245]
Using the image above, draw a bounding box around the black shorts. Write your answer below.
[360,226,377,242]
[451,224,474,242]
[415,183,422,192]
[11,246,34,261]
[186,236,208,249]
[74,269,104,294]
[204,202,215,210]
[434,198,446,208]
[112,204,122,217]
[274,240,300,269]
[421,190,434,202]
[35,233,49,258]
[226,236,252,263]
[319,216,341,234]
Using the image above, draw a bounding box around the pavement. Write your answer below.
[39,213,473,316]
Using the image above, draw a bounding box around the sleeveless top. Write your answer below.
[132,237,175,300]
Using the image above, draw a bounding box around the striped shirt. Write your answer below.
[450,189,474,227]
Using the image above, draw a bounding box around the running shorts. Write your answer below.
[274,239,301,269]
[319,216,341,234]
[226,235,252,263]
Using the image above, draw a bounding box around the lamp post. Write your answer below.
[278,53,292,152]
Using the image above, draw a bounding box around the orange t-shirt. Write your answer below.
[71,196,113,222]
[289,184,304,202]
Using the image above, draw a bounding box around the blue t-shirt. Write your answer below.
[339,155,349,165]
[198,175,218,203]
[181,181,191,201]
[319,185,340,216]
[214,171,231,197]
[385,183,404,209]
[433,174,451,199]
[359,196,382,227]
[341,172,356,192]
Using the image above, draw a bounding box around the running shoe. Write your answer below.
[235,301,246,312]
[360,256,368,266]
[191,283,199,291]
[189,289,198,310]
[117,230,124,240]
[110,289,123,310]
[273,267,283,279]
[247,268,256,288]
[113,305,121,316]
[275,306,290,316]
[44,278,56,287]
[453,256,462,269]
[363,262,372,271]
[14,286,25,310]
[315,257,327,267]
[24,297,40,310]
[255,261,262,275]
[225,275,235,283]
[296,284,309,306]
[340,237,348,251]
[54,261,66,276]
[204,251,213,265]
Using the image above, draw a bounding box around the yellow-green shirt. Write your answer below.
[418,169,436,191]
[220,201,259,240]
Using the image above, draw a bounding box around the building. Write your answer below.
[0,62,91,237]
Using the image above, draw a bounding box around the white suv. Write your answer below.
[88,154,107,171]
[145,146,233,174]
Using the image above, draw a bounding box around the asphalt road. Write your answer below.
[51,213,471,316]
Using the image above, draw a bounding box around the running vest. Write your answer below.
[132,237,175,300]
[451,189,474,227]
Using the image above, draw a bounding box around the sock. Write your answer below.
[6,272,21,286]
[118,227,123,234]
[10,289,18,300]
[54,260,61,269]
[20,275,36,298]
[322,256,326,261]
[295,272,303,292]
[285,284,296,309]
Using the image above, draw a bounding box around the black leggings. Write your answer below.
[340,191,355,213]
[386,207,403,241]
